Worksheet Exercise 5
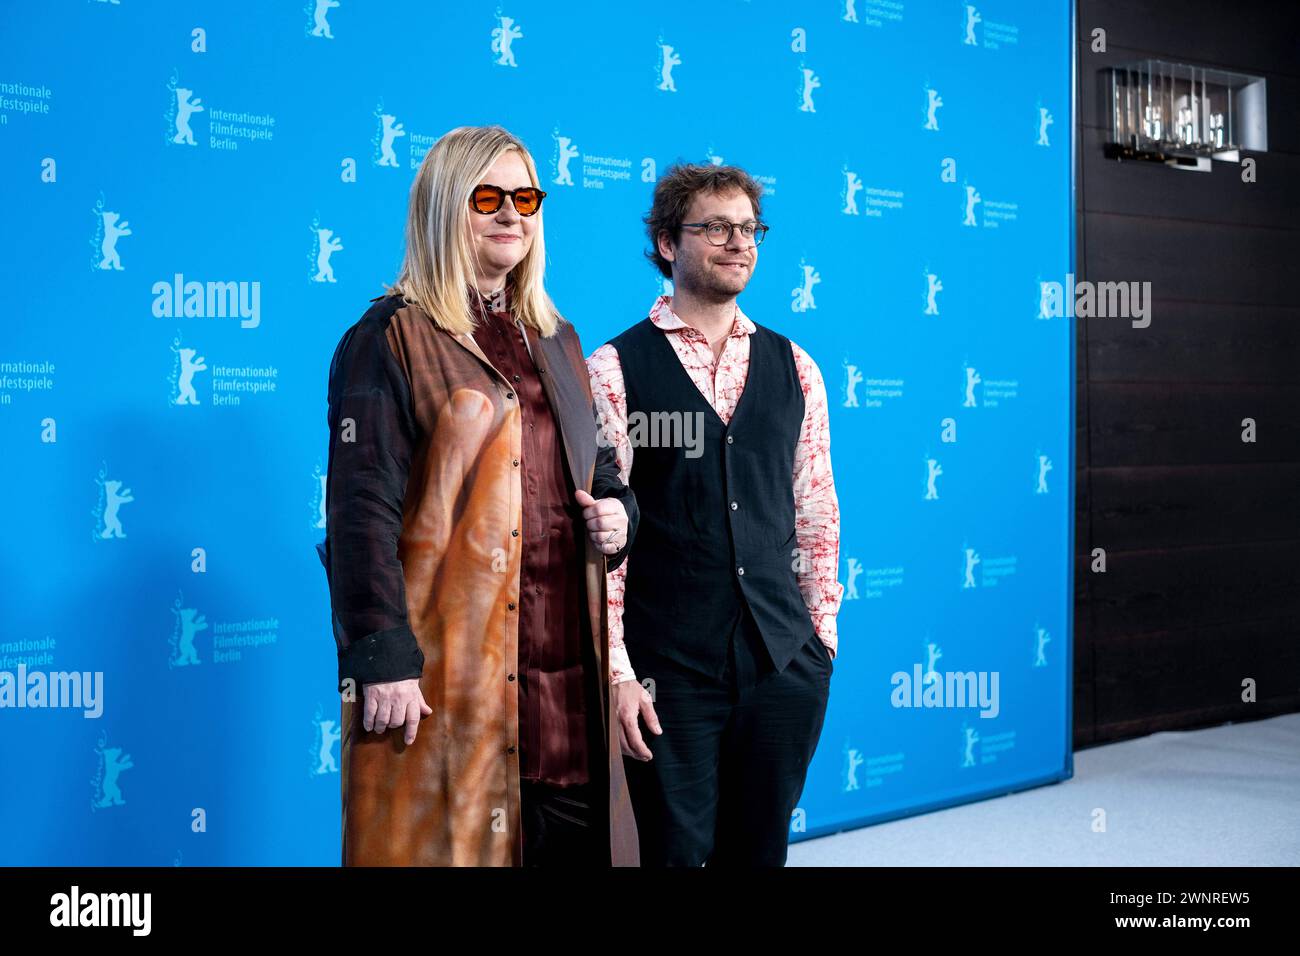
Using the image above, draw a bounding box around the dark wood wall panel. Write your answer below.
[1089,541,1299,635]
[1073,0,1300,749]
[1092,617,1300,737]
[1086,302,1298,384]
[1087,382,1300,466]
[1084,213,1299,308]
[1081,0,1300,80]
[1088,464,1300,548]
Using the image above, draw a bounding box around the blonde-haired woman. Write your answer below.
[319,125,639,866]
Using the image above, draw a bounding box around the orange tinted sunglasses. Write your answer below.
[470,184,547,216]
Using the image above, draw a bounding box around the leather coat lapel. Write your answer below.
[527,324,596,493]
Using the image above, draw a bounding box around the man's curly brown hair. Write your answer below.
[643,163,764,279]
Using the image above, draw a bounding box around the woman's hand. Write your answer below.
[574,488,628,555]
[362,678,432,745]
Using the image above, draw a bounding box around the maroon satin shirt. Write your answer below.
[470,286,590,786]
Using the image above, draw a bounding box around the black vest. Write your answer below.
[608,317,814,679]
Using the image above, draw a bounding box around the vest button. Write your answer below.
[737,566,745,576]
[726,435,734,444]
[730,501,738,511]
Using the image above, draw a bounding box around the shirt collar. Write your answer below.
[647,294,755,337]
[470,277,514,318]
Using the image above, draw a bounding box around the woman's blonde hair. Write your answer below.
[385,125,560,337]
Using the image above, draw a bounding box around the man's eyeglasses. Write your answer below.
[470,184,547,217]
[681,219,769,246]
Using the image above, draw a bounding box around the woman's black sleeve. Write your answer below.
[321,316,425,692]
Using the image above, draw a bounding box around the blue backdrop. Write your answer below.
[0,0,1075,864]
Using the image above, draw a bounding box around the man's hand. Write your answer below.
[575,488,628,555]
[363,678,432,745]
[614,679,661,760]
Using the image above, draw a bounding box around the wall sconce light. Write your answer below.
[1104,59,1267,171]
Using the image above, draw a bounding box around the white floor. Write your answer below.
[788,713,1300,866]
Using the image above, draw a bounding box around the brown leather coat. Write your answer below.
[323,293,639,866]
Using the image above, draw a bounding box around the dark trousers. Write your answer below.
[520,779,603,867]
[623,606,832,866]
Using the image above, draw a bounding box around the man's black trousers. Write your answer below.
[623,605,832,866]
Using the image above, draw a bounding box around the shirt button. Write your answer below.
[730,501,738,510]
[512,459,520,467]
[507,745,516,755]
[506,392,515,400]
[507,602,516,611]
[511,529,519,537]
[726,435,734,444]
[507,673,516,682]
[737,566,745,576]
